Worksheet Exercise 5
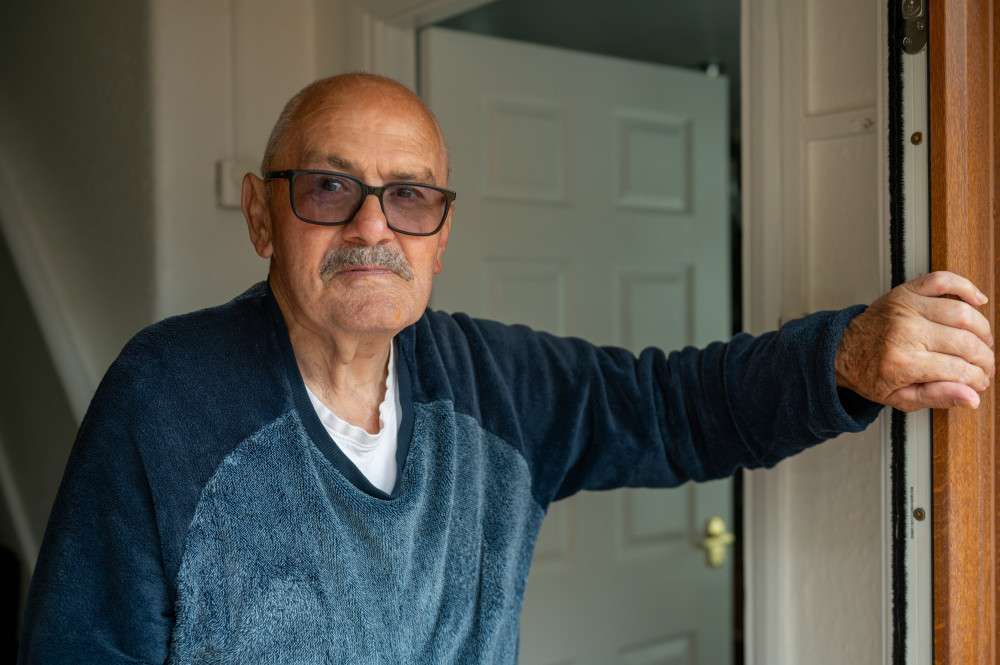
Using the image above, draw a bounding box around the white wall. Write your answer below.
[0,0,156,578]
[744,0,887,662]
[0,0,157,406]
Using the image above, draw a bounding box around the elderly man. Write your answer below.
[19,74,994,663]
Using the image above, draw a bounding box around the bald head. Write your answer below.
[260,73,449,181]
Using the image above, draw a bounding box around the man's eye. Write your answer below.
[392,186,424,201]
[316,177,346,193]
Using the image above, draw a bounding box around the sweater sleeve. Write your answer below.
[18,364,173,664]
[424,305,884,506]
[19,286,295,664]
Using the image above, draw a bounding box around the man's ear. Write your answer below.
[433,206,452,274]
[242,173,274,259]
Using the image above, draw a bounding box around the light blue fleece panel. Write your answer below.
[168,403,541,664]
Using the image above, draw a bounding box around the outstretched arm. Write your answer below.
[835,271,995,412]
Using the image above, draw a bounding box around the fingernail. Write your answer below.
[977,290,989,304]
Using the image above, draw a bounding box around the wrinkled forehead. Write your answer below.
[281,82,449,183]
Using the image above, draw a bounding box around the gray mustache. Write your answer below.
[319,244,414,282]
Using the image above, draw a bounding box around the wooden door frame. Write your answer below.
[929,0,999,662]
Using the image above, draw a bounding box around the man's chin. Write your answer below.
[328,292,428,334]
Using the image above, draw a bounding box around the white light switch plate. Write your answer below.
[216,157,259,209]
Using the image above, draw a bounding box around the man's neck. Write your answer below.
[296,332,392,435]
[287,322,393,436]
[269,277,399,434]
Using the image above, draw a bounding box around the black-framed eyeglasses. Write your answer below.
[265,170,456,237]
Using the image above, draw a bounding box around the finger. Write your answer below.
[891,349,991,393]
[914,298,995,347]
[890,381,982,412]
[905,271,988,307]
[921,322,997,376]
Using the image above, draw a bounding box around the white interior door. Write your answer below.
[421,26,733,665]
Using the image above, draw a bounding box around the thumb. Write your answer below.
[890,381,982,412]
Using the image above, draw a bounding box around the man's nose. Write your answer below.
[344,193,395,245]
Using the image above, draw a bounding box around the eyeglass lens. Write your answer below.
[292,172,447,234]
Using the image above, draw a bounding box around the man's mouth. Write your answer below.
[340,266,396,275]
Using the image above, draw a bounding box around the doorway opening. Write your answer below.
[424,2,744,663]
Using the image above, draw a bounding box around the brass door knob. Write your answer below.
[699,516,735,567]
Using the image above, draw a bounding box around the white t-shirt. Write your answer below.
[305,342,401,494]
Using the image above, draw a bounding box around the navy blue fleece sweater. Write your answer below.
[19,282,881,664]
